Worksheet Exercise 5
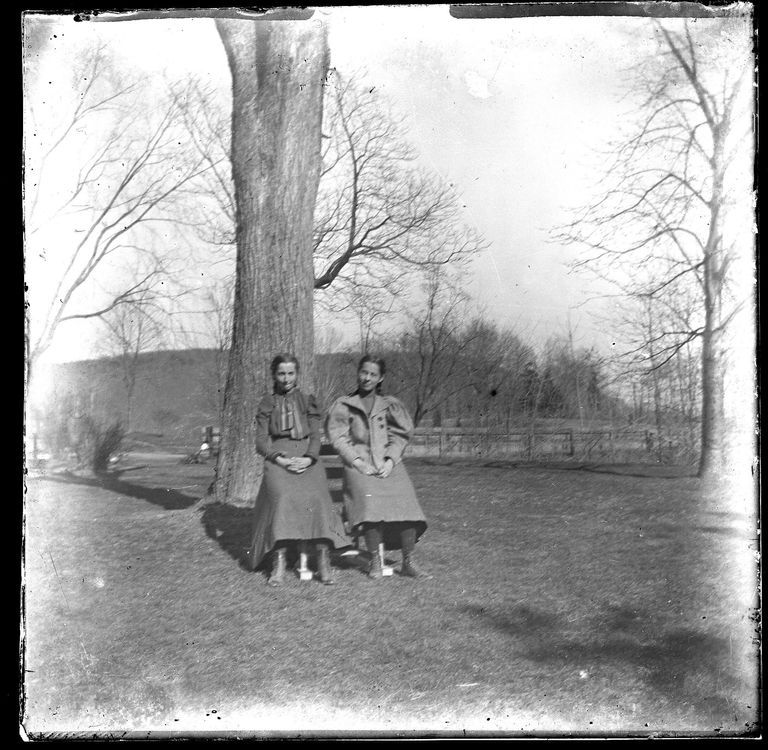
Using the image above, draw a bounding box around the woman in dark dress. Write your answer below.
[246,354,349,585]
[325,355,427,579]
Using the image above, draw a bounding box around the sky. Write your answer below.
[323,8,641,345]
[23,6,753,364]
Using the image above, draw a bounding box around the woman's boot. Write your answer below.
[368,550,384,579]
[400,551,422,578]
[400,526,422,577]
[316,543,335,585]
[364,523,384,579]
[268,547,286,586]
[297,541,313,581]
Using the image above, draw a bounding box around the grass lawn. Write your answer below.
[21,455,759,738]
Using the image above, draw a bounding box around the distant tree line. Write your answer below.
[315,326,693,438]
[319,328,606,430]
[32,327,702,469]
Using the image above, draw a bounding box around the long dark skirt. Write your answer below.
[246,438,350,571]
[343,461,427,550]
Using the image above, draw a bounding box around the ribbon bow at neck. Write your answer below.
[274,393,307,440]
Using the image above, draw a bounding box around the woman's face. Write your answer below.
[357,362,383,395]
[274,362,298,393]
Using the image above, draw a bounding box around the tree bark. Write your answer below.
[697,242,728,479]
[697,132,728,480]
[698,317,727,478]
[214,19,329,505]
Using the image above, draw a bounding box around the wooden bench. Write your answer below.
[319,441,343,481]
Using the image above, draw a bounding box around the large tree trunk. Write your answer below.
[697,247,728,479]
[698,318,727,479]
[214,19,329,506]
[697,139,728,481]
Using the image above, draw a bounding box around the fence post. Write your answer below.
[568,429,574,457]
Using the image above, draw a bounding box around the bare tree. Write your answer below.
[213,18,329,506]
[168,77,236,252]
[312,324,352,408]
[554,17,754,478]
[200,276,235,417]
[535,334,603,421]
[313,73,486,298]
[516,357,548,460]
[334,267,404,354]
[176,69,485,309]
[394,267,479,426]
[24,40,217,382]
[98,293,167,433]
[457,320,535,432]
[628,292,703,462]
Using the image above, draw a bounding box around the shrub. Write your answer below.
[91,421,126,473]
[71,416,126,474]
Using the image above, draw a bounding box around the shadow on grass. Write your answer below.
[456,602,738,717]
[199,501,255,571]
[456,602,564,638]
[39,470,199,510]
[199,498,368,576]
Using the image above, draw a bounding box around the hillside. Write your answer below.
[33,349,224,451]
[32,350,366,452]
[30,348,648,456]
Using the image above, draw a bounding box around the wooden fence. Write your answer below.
[403,428,691,462]
[27,422,692,469]
[317,427,692,463]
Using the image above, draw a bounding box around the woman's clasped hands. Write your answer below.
[275,455,313,474]
[353,456,394,478]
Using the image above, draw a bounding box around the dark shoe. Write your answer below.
[368,552,384,579]
[268,548,286,586]
[317,543,335,585]
[400,553,422,578]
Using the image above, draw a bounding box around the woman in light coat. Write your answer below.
[325,355,427,579]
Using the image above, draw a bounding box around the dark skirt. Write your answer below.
[246,437,350,570]
[343,461,427,549]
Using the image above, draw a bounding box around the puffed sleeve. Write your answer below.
[255,394,283,462]
[325,398,360,467]
[383,397,414,464]
[302,392,323,463]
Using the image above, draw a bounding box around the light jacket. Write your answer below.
[325,393,413,471]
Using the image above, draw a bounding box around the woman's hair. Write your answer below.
[357,354,386,394]
[270,353,300,378]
